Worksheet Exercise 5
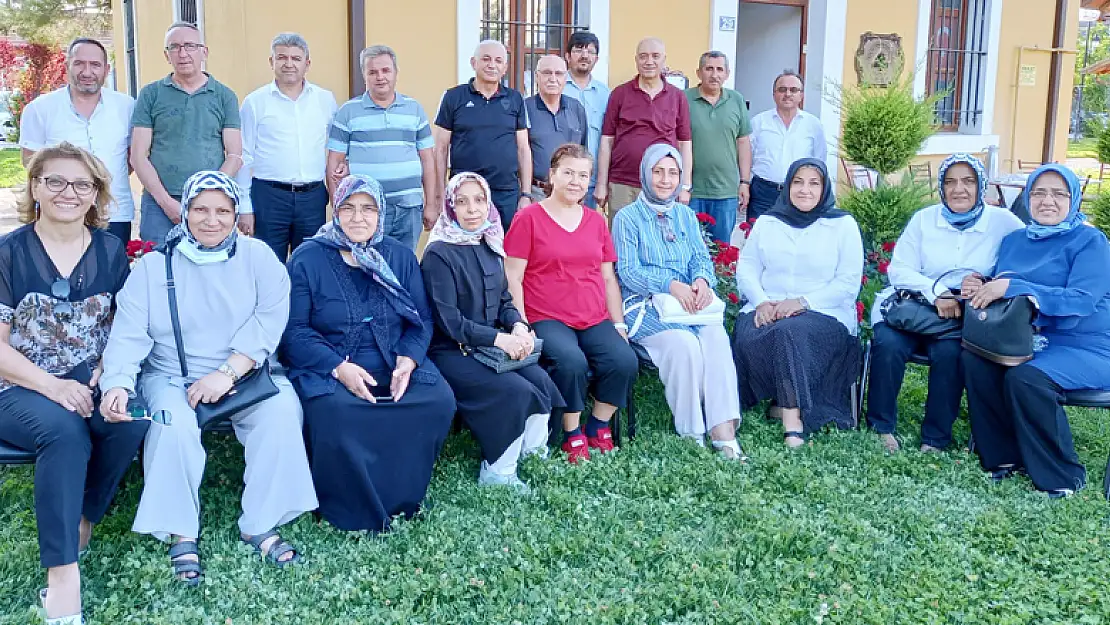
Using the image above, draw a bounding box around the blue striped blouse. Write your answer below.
[612,197,717,339]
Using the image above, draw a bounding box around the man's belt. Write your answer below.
[255,178,324,193]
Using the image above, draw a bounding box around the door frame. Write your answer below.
[739,0,809,81]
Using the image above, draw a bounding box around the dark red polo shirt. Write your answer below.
[601,78,692,187]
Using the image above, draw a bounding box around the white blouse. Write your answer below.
[870,203,1024,326]
[738,214,864,333]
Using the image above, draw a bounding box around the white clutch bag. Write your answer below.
[652,292,726,325]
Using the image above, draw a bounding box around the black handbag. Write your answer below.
[961,283,1037,367]
[468,338,544,373]
[879,269,965,339]
[164,250,279,430]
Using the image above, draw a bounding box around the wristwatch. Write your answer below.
[217,363,240,383]
[739,178,751,186]
[798,296,811,311]
[680,184,692,193]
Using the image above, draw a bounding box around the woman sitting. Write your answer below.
[867,154,1023,452]
[100,171,317,585]
[962,164,1110,497]
[733,158,864,447]
[504,143,638,464]
[612,144,743,459]
[0,143,148,625]
[422,172,564,491]
[282,175,455,531]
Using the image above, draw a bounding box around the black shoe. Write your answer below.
[989,465,1024,483]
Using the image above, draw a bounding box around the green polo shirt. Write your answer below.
[132,73,240,196]
[685,86,752,199]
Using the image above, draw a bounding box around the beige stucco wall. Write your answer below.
[365,1,457,120]
[607,0,710,88]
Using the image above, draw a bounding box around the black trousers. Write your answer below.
[251,178,328,262]
[962,352,1087,492]
[490,183,522,227]
[866,323,964,448]
[533,319,638,416]
[104,221,131,243]
[0,368,149,568]
[748,176,782,219]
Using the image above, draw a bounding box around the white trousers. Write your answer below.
[132,374,319,541]
[483,413,550,477]
[638,324,742,438]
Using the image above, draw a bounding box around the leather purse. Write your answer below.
[879,269,967,340]
[164,250,279,431]
[468,338,544,373]
[961,291,1037,366]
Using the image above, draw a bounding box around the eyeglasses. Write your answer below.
[538,70,567,79]
[165,43,204,53]
[37,176,96,197]
[1029,189,1071,201]
[775,87,802,94]
[51,278,73,317]
[336,205,379,219]
[570,47,597,56]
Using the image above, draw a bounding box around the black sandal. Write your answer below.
[241,530,302,568]
[168,540,203,587]
[784,431,806,447]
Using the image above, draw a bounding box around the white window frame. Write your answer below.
[457,0,609,85]
[914,0,1002,155]
[172,0,205,36]
[121,0,140,97]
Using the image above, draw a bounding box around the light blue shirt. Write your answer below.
[563,77,610,185]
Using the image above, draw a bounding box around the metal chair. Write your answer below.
[857,339,929,429]
[1017,159,1043,174]
[841,157,877,190]
[0,439,36,466]
[1060,389,1110,499]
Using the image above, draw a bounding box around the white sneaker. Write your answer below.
[478,470,532,494]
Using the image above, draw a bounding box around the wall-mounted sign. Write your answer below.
[854,32,905,87]
[1019,64,1037,86]
[719,16,736,32]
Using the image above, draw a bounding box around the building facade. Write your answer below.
[112,0,1079,176]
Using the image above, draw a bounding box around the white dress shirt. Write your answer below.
[870,203,1025,326]
[236,80,338,214]
[19,86,136,222]
[750,108,827,184]
[738,214,865,334]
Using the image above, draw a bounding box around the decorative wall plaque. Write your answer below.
[855,32,905,87]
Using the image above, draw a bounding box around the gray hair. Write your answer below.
[473,39,508,59]
[360,44,397,71]
[164,21,201,46]
[271,32,310,59]
[698,50,729,71]
[773,69,804,90]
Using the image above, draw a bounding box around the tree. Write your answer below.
[1074,21,1110,137]
[0,0,111,45]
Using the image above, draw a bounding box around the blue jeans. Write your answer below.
[749,176,782,220]
[382,203,424,250]
[490,184,522,227]
[688,197,738,243]
[105,221,132,243]
[251,179,328,261]
[139,191,178,246]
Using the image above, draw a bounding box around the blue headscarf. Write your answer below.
[167,171,243,265]
[937,153,987,231]
[1024,164,1086,240]
[637,143,683,213]
[312,174,420,320]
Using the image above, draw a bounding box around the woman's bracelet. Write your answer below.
[613,322,629,331]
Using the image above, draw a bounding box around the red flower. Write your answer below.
[867,251,879,262]
[856,301,865,322]
[881,241,896,253]
[142,241,156,253]
[695,212,716,226]
[877,260,890,275]
[861,275,869,286]
[748,217,757,224]
[125,239,142,256]
[738,221,751,232]
[728,292,740,305]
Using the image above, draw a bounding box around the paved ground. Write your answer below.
[0,186,23,235]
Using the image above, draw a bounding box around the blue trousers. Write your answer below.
[139,191,179,246]
[748,176,781,220]
[491,184,522,227]
[866,322,964,448]
[0,365,148,567]
[382,202,424,250]
[688,197,738,243]
[251,179,328,262]
[105,221,131,243]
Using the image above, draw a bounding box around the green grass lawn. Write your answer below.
[3,369,1110,624]
[0,149,24,188]
[1068,137,1100,160]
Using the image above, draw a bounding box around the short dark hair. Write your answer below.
[773,69,804,90]
[550,143,593,171]
[566,31,600,55]
[66,37,108,62]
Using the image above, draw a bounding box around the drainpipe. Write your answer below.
[1043,0,1068,162]
[348,0,366,99]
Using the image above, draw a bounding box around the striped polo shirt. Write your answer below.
[328,92,433,209]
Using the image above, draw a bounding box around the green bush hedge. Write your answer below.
[839,175,933,246]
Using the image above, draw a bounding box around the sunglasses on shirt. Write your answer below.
[51,278,73,317]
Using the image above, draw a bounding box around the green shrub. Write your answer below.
[1098,123,1110,165]
[839,174,933,246]
[1090,190,1110,239]
[835,77,940,176]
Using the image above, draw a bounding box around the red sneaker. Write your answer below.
[561,434,591,464]
[587,427,615,453]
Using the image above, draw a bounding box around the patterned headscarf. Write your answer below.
[937,153,988,231]
[167,170,242,265]
[1024,164,1086,240]
[637,143,683,213]
[428,172,506,257]
[313,174,419,317]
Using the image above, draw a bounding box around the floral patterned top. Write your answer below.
[0,224,130,394]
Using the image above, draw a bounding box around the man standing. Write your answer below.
[130,22,242,245]
[237,33,337,260]
[596,37,692,222]
[563,31,609,208]
[327,45,434,250]
[526,55,587,200]
[685,51,752,243]
[20,38,136,242]
[748,70,827,219]
[433,40,532,225]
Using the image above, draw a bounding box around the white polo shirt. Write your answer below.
[19,86,136,222]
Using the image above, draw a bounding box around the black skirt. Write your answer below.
[430,346,564,462]
[732,311,860,432]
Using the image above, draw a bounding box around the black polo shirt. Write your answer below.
[435,79,529,190]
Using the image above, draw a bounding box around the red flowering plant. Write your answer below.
[125,239,157,265]
[695,212,751,330]
[856,239,897,337]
